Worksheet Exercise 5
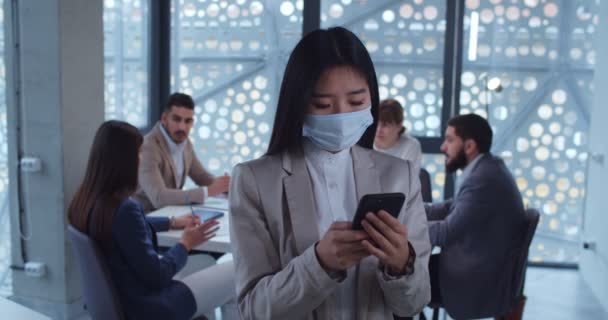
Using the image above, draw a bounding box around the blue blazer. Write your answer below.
[106,198,196,320]
[426,154,527,319]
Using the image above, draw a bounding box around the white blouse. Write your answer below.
[374,133,422,172]
[302,139,357,320]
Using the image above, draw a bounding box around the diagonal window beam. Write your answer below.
[563,74,591,127]
[493,74,559,152]
[191,62,267,106]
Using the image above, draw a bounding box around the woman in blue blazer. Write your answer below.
[68,120,237,320]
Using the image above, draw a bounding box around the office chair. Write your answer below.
[427,208,540,320]
[68,225,125,320]
[495,207,540,320]
[419,168,432,203]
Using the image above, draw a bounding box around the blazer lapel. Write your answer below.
[282,149,320,255]
[152,123,179,189]
[351,146,382,320]
[456,153,489,198]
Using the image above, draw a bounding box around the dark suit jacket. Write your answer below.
[134,122,215,212]
[426,154,526,319]
[106,198,196,320]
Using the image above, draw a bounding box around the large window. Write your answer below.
[321,0,448,201]
[117,0,598,265]
[461,0,599,264]
[322,0,446,137]
[0,0,11,294]
[170,0,303,175]
[103,0,149,128]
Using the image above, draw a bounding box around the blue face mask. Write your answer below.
[302,106,374,152]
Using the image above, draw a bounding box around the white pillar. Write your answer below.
[580,0,608,313]
[5,0,104,318]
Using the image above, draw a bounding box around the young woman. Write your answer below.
[229,27,431,319]
[68,120,237,320]
[374,99,422,172]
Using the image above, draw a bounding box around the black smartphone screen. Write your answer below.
[352,193,405,230]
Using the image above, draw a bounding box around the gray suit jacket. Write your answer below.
[229,145,431,320]
[134,123,215,212]
[426,154,526,319]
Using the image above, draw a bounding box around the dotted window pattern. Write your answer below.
[322,0,448,206]
[103,0,149,128]
[422,154,445,202]
[171,0,303,175]
[322,0,446,138]
[462,0,599,264]
[0,0,12,295]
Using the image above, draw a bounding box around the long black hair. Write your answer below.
[266,27,380,155]
[68,120,143,248]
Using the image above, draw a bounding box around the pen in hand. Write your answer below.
[185,194,195,219]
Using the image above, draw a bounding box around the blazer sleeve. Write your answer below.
[425,199,453,221]
[428,178,494,247]
[376,160,432,317]
[187,145,215,186]
[138,138,207,207]
[112,200,188,289]
[229,163,339,320]
[146,216,170,232]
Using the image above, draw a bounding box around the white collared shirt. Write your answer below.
[159,124,187,187]
[303,139,357,320]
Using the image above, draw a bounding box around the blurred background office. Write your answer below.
[0,0,606,319]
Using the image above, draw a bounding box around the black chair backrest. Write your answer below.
[419,168,432,203]
[512,208,540,299]
[68,225,125,320]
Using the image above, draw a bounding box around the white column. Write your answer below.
[5,0,104,318]
[580,0,608,313]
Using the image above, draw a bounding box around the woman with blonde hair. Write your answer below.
[374,99,422,172]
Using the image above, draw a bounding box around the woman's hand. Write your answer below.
[361,210,410,275]
[315,222,370,273]
[172,214,201,229]
[179,219,219,251]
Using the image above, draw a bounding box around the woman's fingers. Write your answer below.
[197,219,219,231]
[364,213,403,247]
[203,226,220,237]
[361,240,388,261]
[333,229,370,243]
[361,219,393,253]
[376,210,403,233]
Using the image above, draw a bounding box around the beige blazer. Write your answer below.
[134,122,214,212]
[229,145,431,320]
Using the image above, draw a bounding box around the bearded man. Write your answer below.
[423,113,526,320]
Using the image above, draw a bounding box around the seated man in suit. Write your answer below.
[424,114,526,320]
[134,92,230,213]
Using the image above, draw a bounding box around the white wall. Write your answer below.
[580,0,608,312]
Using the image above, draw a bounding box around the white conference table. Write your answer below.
[148,197,232,253]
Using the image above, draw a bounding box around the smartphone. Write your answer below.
[352,193,406,230]
[191,208,225,222]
